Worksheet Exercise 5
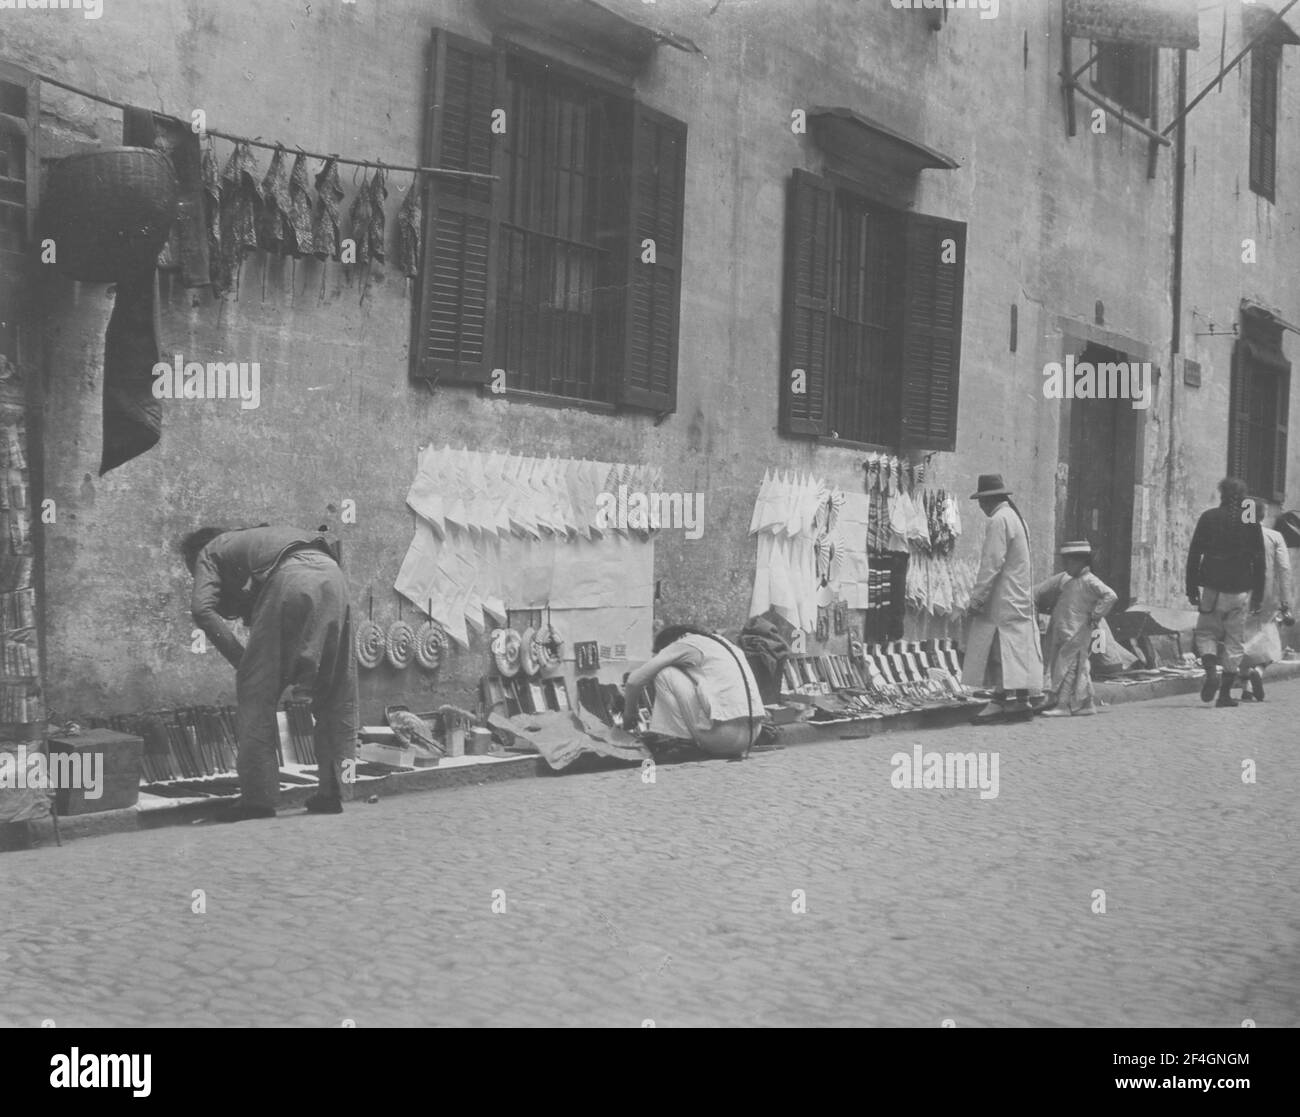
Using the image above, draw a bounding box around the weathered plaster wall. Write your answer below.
[2,0,1293,721]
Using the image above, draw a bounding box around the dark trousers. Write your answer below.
[235,550,358,808]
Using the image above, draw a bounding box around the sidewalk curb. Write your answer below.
[13,662,1300,849]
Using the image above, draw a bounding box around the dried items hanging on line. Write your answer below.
[312,157,345,260]
[397,174,422,278]
[346,170,372,266]
[201,138,229,295]
[285,153,315,256]
[368,166,387,265]
[257,145,293,254]
[219,141,264,283]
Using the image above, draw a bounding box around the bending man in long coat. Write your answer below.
[183,524,358,822]
[962,474,1044,718]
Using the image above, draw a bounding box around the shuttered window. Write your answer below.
[1230,318,1290,503]
[1092,40,1156,120]
[779,171,964,450]
[414,31,685,413]
[1250,43,1279,202]
[618,105,686,412]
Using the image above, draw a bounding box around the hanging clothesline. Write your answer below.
[36,72,498,182]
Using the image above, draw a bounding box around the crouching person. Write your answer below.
[182,524,358,822]
[1034,540,1118,717]
[620,625,763,758]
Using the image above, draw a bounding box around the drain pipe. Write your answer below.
[1167,49,1187,533]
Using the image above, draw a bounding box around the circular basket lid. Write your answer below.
[386,620,416,669]
[414,621,444,671]
[518,626,540,676]
[491,627,522,677]
[355,619,385,669]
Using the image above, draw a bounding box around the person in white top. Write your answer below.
[621,625,763,758]
[1236,522,1295,701]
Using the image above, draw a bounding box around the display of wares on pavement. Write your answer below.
[778,640,970,721]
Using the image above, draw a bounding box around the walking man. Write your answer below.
[182,524,358,821]
[1185,478,1265,708]
[963,474,1044,719]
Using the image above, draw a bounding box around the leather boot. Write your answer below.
[1200,654,1219,703]
[1215,670,1238,708]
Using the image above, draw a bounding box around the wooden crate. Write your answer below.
[48,729,142,815]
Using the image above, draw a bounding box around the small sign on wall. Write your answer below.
[1182,357,1201,387]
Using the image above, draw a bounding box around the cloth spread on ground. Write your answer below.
[487,708,650,771]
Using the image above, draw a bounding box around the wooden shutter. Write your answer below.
[1250,45,1278,200]
[414,33,502,383]
[1228,340,1251,478]
[779,170,833,437]
[900,213,965,452]
[1273,370,1289,501]
[617,104,686,412]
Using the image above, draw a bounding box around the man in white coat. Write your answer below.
[962,474,1044,719]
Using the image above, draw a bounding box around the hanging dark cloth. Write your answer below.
[257,145,293,254]
[367,167,387,264]
[96,109,168,475]
[219,141,263,281]
[397,175,422,278]
[311,158,344,260]
[201,138,229,294]
[101,268,162,475]
[286,153,315,256]
[346,171,372,265]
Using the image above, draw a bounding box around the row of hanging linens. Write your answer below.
[748,463,976,631]
[406,446,664,541]
[396,447,658,650]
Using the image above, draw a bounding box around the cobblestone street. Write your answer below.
[3,682,1298,1028]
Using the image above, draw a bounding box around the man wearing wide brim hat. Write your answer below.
[963,474,1044,718]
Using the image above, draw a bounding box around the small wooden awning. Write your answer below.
[476,0,701,71]
[807,107,960,175]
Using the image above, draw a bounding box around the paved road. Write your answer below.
[2,681,1299,1027]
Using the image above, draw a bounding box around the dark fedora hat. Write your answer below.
[970,473,1012,499]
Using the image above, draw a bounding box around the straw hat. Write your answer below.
[1058,539,1094,558]
[519,626,540,676]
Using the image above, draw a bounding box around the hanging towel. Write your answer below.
[312,157,345,260]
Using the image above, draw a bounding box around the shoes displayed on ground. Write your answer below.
[973,701,1004,721]
[303,794,344,814]
[212,800,276,823]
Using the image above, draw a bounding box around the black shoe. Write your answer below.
[213,800,276,823]
[1215,672,1238,708]
[303,794,343,815]
[1250,670,1265,702]
[1200,657,1219,703]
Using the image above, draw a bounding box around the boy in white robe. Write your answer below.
[1034,541,1118,717]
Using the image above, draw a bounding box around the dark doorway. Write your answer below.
[1063,343,1139,609]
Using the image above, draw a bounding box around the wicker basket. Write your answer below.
[42,147,179,282]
